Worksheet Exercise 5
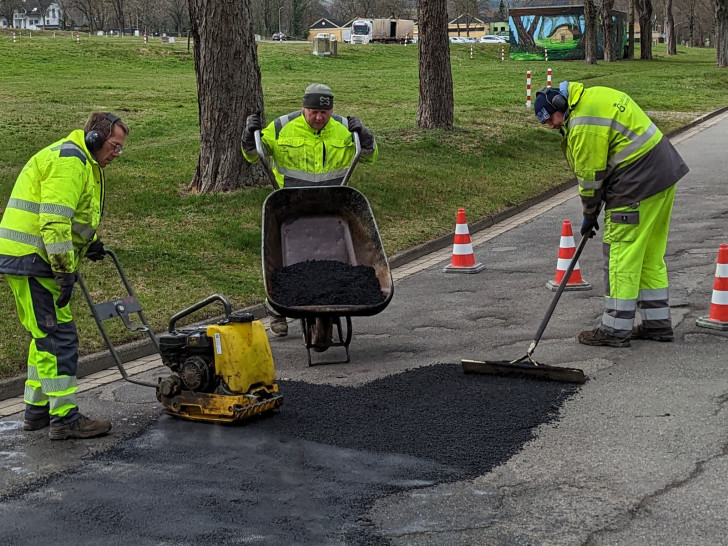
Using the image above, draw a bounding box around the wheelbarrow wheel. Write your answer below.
[310,317,334,352]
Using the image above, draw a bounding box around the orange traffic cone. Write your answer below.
[546,219,591,291]
[696,243,728,331]
[444,208,484,273]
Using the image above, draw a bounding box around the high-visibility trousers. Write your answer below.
[600,185,676,338]
[5,275,79,421]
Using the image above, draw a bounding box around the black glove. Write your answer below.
[85,238,106,261]
[347,116,375,151]
[54,272,77,308]
[581,215,600,238]
[241,114,262,153]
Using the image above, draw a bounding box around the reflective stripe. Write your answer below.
[40,203,75,218]
[7,198,40,214]
[72,221,96,240]
[601,313,634,331]
[40,375,78,394]
[49,393,78,414]
[274,111,302,138]
[641,307,671,320]
[638,288,669,301]
[570,116,640,141]
[605,297,637,312]
[452,243,474,255]
[24,383,48,404]
[716,263,728,277]
[45,240,74,254]
[331,113,348,128]
[456,224,470,235]
[0,227,44,250]
[578,177,603,190]
[557,258,581,270]
[608,123,658,170]
[27,364,40,381]
[276,166,349,183]
[712,290,728,305]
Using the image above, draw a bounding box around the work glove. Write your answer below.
[241,114,262,153]
[54,271,77,309]
[85,238,106,261]
[347,116,375,151]
[581,214,600,238]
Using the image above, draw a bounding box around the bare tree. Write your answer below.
[72,0,108,31]
[187,0,266,193]
[0,0,23,27]
[108,0,126,32]
[416,0,453,130]
[601,0,617,61]
[584,0,598,64]
[716,0,728,66]
[664,0,677,53]
[628,0,635,58]
[167,0,188,35]
[635,0,654,58]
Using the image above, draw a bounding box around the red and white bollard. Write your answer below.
[76,34,80,44]
[144,34,148,44]
[547,67,552,88]
[13,33,16,43]
[470,44,473,59]
[526,70,532,108]
[501,45,505,61]
[544,48,549,62]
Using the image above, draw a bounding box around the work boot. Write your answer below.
[270,316,288,337]
[577,328,631,348]
[49,414,112,441]
[23,414,50,431]
[632,325,674,342]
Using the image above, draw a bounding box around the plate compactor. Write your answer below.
[78,250,282,423]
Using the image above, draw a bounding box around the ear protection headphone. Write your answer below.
[536,87,568,113]
[85,113,120,153]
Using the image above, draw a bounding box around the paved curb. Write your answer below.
[2,106,726,402]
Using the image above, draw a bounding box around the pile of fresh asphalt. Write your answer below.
[0,364,579,545]
[271,259,386,307]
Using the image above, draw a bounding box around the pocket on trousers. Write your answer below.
[605,210,640,243]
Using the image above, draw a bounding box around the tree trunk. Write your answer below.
[416,0,454,130]
[635,0,653,59]
[601,0,616,61]
[665,0,677,54]
[584,0,598,65]
[717,0,728,67]
[187,0,267,193]
[628,0,635,58]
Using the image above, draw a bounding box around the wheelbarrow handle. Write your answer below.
[254,130,279,190]
[340,131,362,186]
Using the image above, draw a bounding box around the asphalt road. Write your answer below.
[1,111,727,545]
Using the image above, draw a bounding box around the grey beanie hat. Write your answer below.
[302,83,334,110]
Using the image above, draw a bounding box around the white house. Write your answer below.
[2,2,62,30]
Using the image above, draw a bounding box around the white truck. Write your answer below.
[350,18,415,44]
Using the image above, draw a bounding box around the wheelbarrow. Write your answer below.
[256,130,394,365]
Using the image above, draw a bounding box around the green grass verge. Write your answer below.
[0,30,726,379]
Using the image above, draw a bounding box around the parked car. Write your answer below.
[272,32,289,41]
[448,36,466,43]
[480,35,507,44]
[461,36,478,43]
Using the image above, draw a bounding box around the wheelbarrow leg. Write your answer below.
[300,316,352,366]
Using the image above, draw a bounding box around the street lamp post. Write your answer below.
[278,6,283,36]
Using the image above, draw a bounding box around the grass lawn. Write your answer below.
[0,30,726,379]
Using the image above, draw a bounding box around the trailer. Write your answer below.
[350,18,415,44]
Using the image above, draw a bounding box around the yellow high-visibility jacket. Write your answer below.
[0,129,104,277]
[561,82,688,215]
[243,111,378,189]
